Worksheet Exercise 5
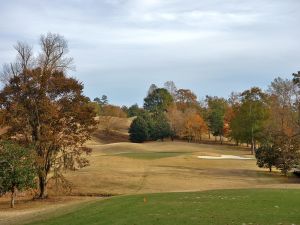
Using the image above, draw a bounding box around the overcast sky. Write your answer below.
[0,0,299,106]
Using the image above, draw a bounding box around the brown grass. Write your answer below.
[67,141,300,196]
[1,139,300,224]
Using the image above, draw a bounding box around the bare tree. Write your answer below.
[164,81,177,98]
[38,33,74,72]
[1,42,34,84]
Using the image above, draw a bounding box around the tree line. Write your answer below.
[126,77,300,175]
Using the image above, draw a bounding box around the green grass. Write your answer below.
[115,151,188,159]
[27,189,300,225]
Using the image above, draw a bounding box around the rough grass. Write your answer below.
[26,189,300,225]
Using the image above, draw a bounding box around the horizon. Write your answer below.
[0,0,299,106]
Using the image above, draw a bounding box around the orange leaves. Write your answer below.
[167,104,208,142]
[183,111,208,141]
[175,89,198,112]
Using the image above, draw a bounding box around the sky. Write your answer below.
[0,0,300,106]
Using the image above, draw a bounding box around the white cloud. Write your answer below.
[0,0,299,105]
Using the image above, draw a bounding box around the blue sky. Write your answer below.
[0,0,299,106]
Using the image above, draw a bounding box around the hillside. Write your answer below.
[88,116,133,144]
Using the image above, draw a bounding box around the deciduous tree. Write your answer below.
[0,33,97,198]
[255,144,279,172]
[182,110,208,142]
[0,141,36,208]
[164,81,177,98]
[175,89,198,111]
[206,96,227,143]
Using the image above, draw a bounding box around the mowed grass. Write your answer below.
[27,189,300,225]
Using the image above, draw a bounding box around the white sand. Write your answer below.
[197,155,253,160]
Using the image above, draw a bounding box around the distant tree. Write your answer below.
[147,84,158,95]
[89,101,102,115]
[129,116,149,143]
[292,71,300,124]
[166,105,184,140]
[94,95,108,106]
[229,88,268,153]
[149,112,172,141]
[292,71,300,85]
[127,104,145,117]
[164,81,177,98]
[144,88,174,113]
[182,110,208,142]
[227,92,241,144]
[254,77,300,175]
[255,145,279,172]
[0,141,36,208]
[266,78,298,137]
[223,106,234,140]
[0,33,97,198]
[94,97,101,104]
[241,87,268,152]
[175,89,198,111]
[100,95,108,105]
[274,134,300,176]
[206,96,227,143]
[121,105,128,115]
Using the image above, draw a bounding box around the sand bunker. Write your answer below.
[197,155,253,160]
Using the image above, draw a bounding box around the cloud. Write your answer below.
[0,0,299,105]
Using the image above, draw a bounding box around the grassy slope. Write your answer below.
[27,189,300,225]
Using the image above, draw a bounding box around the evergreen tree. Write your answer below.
[129,116,149,143]
[144,88,173,113]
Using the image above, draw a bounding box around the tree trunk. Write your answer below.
[10,186,16,208]
[269,167,272,172]
[208,132,210,139]
[251,143,255,155]
[251,125,255,155]
[38,176,48,199]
